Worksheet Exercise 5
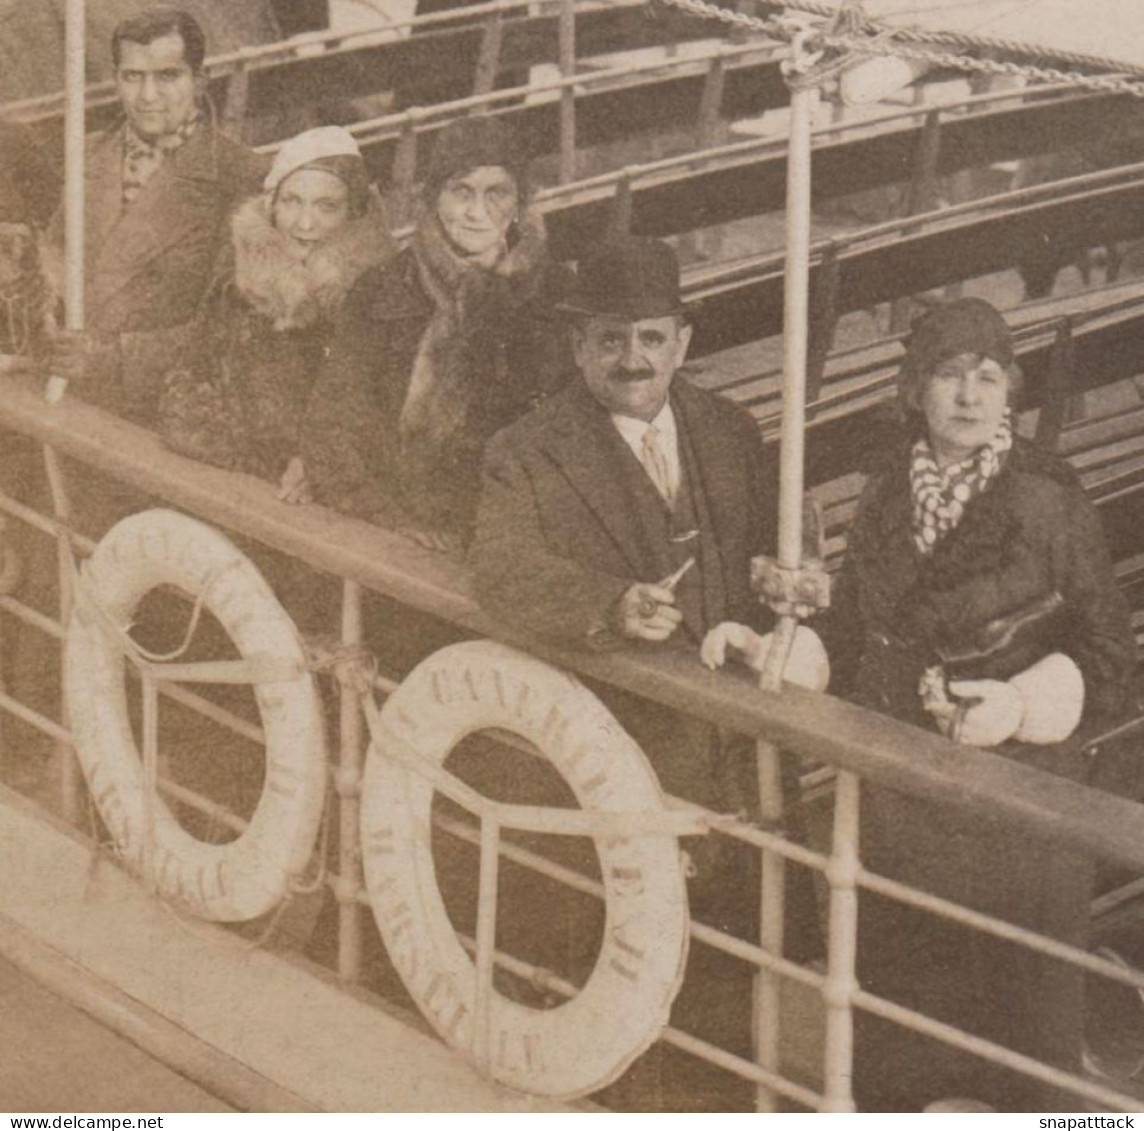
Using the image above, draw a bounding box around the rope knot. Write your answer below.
[751,555,831,618]
[304,635,378,695]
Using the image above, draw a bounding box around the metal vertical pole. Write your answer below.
[752,75,817,1113]
[822,769,860,1112]
[51,0,86,407]
[472,817,501,1073]
[141,674,159,894]
[337,580,365,982]
[558,0,576,184]
[47,0,86,823]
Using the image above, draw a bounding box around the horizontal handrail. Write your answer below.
[1,0,652,121]
[1,372,1141,875]
[529,79,1093,207]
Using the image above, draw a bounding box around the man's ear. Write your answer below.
[674,320,693,368]
[571,323,587,369]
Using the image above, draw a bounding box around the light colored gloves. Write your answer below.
[928,652,1085,747]
[937,679,1025,747]
[700,621,830,691]
[1009,652,1085,744]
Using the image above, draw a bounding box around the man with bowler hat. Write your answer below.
[471,237,822,1110]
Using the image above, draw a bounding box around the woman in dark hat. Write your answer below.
[158,126,393,496]
[705,297,1137,1111]
[300,115,572,549]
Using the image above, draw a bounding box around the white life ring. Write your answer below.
[360,641,689,1098]
[64,509,327,922]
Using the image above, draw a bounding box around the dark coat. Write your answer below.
[300,213,572,535]
[820,436,1138,1111]
[472,376,775,650]
[46,121,266,424]
[158,192,394,482]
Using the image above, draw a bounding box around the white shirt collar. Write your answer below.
[610,400,677,449]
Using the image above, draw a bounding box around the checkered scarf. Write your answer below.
[910,412,1013,555]
[122,113,201,206]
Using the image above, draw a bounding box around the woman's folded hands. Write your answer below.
[700,621,830,691]
[932,652,1085,747]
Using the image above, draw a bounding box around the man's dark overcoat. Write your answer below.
[818,435,1138,1112]
[47,121,265,425]
[472,375,774,660]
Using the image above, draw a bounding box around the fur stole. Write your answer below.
[398,209,551,448]
[229,188,393,332]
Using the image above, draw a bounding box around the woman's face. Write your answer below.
[920,352,1009,466]
[435,165,518,260]
[273,168,351,262]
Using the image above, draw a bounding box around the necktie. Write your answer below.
[641,424,675,509]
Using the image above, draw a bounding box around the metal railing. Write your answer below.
[0,373,1142,1111]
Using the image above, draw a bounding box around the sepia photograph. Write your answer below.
[1,0,1144,1115]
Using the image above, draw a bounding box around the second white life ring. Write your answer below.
[64,508,327,922]
[360,640,690,1098]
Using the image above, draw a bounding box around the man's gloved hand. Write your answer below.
[615,583,683,642]
[940,678,1025,747]
[700,621,830,691]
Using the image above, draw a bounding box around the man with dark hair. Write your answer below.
[111,7,208,73]
[48,5,264,426]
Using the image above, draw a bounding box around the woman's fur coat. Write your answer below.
[300,209,573,535]
[159,189,393,481]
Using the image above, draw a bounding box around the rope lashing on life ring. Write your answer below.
[64,509,328,923]
[358,640,696,1098]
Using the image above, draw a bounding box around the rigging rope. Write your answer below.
[653,0,1144,97]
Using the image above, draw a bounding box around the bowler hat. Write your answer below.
[559,237,685,320]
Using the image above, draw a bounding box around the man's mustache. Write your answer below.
[608,365,656,382]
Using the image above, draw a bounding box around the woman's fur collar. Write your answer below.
[230,188,393,331]
[856,433,1080,646]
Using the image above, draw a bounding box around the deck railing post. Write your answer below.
[753,738,786,1112]
[696,55,726,149]
[391,116,420,231]
[558,0,576,184]
[223,60,252,143]
[473,10,505,99]
[336,580,365,983]
[473,816,501,1072]
[608,170,634,238]
[806,241,840,413]
[890,108,942,333]
[821,769,860,1112]
[141,672,160,895]
[44,446,80,823]
[1035,316,1075,450]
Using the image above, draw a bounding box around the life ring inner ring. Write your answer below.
[360,640,689,1098]
[64,508,327,922]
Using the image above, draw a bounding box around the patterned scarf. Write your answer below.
[910,412,1013,555]
[122,113,201,206]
